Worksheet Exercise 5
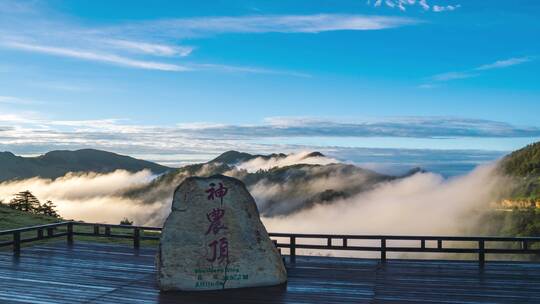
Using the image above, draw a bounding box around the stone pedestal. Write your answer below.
[157,174,287,291]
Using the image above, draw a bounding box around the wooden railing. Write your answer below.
[0,221,161,253]
[1,221,540,267]
[268,233,540,267]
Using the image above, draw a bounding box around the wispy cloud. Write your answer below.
[0,2,418,74]
[3,41,190,71]
[0,113,532,169]
[431,71,476,81]
[130,14,418,36]
[432,4,461,12]
[189,63,311,78]
[0,95,41,105]
[475,56,532,71]
[32,81,89,92]
[422,56,534,87]
[368,0,460,13]
[1,115,539,152]
[103,39,194,57]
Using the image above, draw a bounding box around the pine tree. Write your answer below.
[9,190,41,212]
[36,200,60,218]
[120,217,133,225]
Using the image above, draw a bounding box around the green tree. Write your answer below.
[9,190,41,212]
[120,218,133,225]
[36,200,60,218]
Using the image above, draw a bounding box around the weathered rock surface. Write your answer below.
[157,174,287,291]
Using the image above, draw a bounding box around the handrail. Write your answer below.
[0,221,74,235]
[268,233,540,266]
[1,221,539,267]
[74,222,162,231]
[268,232,540,242]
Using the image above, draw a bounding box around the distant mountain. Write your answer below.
[210,150,287,165]
[0,149,171,182]
[126,150,395,217]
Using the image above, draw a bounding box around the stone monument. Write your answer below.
[157,174,287,291]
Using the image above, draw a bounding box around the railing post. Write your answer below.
[479,240,485,268]
[381,237,387,263]
[343,237,348,248]
[37,229,43,240]
[13,231,20,255]
[290,236,296,264]
[522,240,528,251]
[327,237,332,247]
[67,222,74,246]
[437,240,443,250]
[93,225,100,235]
[133,228,140,249]
[420,239,425,249]
[105,226,111,236]
[47,228,54,237]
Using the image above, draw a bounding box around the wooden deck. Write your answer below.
[2,242,540,303]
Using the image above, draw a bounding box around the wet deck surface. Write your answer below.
[1,241,540,303]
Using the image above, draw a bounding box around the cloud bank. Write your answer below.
[0,170,162,225]
[262,163,506,236]
[236,151,340,172]
[0,115,532,168]
[0,157,509,240]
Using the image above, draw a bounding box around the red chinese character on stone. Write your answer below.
[207,237,229,264]
[206,182,228,205]
[205,208,227,235]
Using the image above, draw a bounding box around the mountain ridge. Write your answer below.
[0,149,171,182]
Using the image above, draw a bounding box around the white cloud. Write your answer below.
[417,83,439,89]
[419,0,430,10]
[32,81,89,92]
[426,56,534,86]
[263,164,505,237]
[431,71,475,81]
[369,0,460,13]
[0,95,40,105]
[0,2,417,75]
[1,114,538,159]
[137,14,418,35]
[189,63,311,77]
[475,57,532,71]
[432,4,461,12]
[3,41,190,72]
[236,151,339,172]
[104,39,194,57]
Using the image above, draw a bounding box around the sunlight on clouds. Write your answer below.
[236,151,340,172]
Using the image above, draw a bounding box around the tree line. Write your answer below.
[0,190,59,218]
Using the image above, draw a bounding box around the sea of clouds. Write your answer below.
[0,152,510,238]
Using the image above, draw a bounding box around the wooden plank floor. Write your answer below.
[1,242,540,303]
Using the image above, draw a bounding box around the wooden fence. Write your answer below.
[1,221,540,267]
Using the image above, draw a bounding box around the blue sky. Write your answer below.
[0,0,539,173]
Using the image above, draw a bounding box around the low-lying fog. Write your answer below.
[0,152,510,236]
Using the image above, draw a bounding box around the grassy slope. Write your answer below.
[0,204,61,231]
[0,205,159,247]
